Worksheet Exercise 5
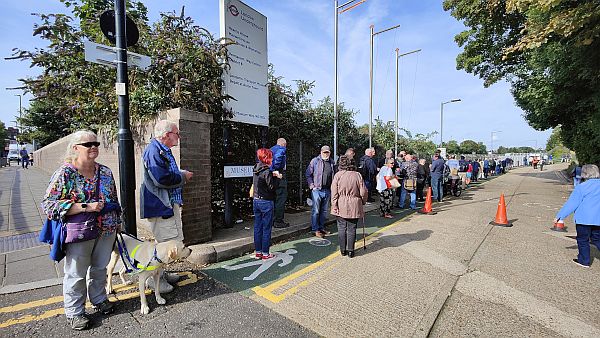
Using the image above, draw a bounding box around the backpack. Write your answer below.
[458,160,468,172]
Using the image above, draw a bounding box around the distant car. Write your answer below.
[7,149,20,163]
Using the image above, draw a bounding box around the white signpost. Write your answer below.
[223,165,254,178]
[84,40,151,70]
[220,0,269,126]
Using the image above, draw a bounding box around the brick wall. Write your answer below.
[33,108,213,244]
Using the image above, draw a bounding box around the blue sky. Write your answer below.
[0,0,551,150]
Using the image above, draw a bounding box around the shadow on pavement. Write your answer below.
[357,229,433,257]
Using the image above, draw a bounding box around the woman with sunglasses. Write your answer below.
[41,130,121,330]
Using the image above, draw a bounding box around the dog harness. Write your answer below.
[117,233,165,273]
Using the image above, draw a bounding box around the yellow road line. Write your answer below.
[0,272,200,328]
[0,295,64,314]
[253,215,409,303]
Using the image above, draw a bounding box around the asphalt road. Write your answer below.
[0,264,316,337]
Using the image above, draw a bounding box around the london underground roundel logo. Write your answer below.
[228,5,239,16]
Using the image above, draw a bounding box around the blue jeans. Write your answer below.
[431,175,443,202]
[311,188,331,232]
[576,224,600,266]
[253,199,274,255]
[400,186,417,209]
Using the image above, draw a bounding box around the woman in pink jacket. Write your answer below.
[331,155,368,258]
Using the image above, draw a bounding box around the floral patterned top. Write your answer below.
[41,162,121,234]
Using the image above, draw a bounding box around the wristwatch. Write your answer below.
[81,203,88,211]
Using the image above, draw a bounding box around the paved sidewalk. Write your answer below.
[0,165,63,294]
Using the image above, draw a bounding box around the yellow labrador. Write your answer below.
[106,234,191,314]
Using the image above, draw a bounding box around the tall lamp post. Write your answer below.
[369,23,401,148]
[490,130,502,154]
[334,0,365,160]
[15,94,22,136]
[395,48,421,157]
[439,99,461,147]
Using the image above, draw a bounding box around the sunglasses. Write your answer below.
[77,141,100,148]
[168,131,181,138]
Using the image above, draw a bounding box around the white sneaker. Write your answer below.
[146,275,174,293]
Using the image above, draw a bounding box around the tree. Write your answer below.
[497,145,536,154]
[443,140,460,155]
[17,100,71,146]
[459,139,485,154]
[444,0,600,164]
[400,129,438,158]
[545,127,562,152]
[0,121,8,155]
[10,1,230,141]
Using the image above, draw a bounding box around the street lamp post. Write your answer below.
[15,94,22,136]
[369,23,401,148]
[334,0,365,161]
[490,130,502,154]
[395,48,421,157]
[439,99,461,147]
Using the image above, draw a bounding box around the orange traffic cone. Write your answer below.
[550,220,567,232]
[490,194,513,227]
[418,187,437,215]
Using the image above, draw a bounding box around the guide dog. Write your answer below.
[106,234,191,314]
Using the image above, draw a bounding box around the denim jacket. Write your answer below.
[306,156,335,190]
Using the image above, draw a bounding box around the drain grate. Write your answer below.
[0,231,44,253]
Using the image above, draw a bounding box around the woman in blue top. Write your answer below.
[555,164,600,268]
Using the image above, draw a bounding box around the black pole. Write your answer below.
[223,125,233,228]
[260,126,267,148]
[115,0,136,236]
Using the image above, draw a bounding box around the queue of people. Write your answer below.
[40,125,579,330]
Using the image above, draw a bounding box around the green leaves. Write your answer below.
[445,0,600,163]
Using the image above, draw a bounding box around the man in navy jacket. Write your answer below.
[430,152,445,202]
[141,120,193,292]
[271,138,289,228]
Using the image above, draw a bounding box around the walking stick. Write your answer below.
[362,216,366,250]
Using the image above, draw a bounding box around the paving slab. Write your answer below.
[6,245,49,263]
[4,255,58,285]
[0,232,44,254]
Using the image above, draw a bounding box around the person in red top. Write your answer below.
[466,162,473,185]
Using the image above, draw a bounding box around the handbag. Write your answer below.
[388,177,401,189]
[403,178,417,191]
[384,176,392,189]
[63,168,101,244]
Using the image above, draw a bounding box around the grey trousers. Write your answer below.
[63,231,116,317]
[337,217,358,252]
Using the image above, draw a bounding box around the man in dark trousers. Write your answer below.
[306,146,335,238]
[271,138,289,228]
[430,152,445,202]
[19,147,29,169]
[358,148,377,203]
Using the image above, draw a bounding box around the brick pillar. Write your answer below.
[162,108,213,245]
